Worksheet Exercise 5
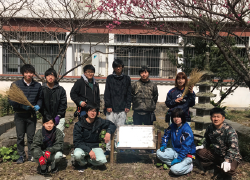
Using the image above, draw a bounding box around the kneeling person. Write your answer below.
[196,108,242,178]
[31,115,64,174]
[72,103,116,168]
[157,108,196,175]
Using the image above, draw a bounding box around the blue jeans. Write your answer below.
[157,148,193,175]
[72,148,107,166]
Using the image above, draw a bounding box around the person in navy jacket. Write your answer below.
[165,72,195,125]
[157,108,196,175]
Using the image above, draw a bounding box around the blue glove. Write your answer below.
[171,158,182,166]
[160,146,166,152]
[33,105,40,111]
[22,105,31,110]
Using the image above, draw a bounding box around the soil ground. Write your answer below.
[0,110,250,180]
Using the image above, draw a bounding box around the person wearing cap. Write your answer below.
[41,68,67,134]
[31,115,64,174]
[131,66,158,125]
[157,108,196,176]
[8,64,43,163]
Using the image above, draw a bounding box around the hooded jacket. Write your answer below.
[73,116,116,153]
[31,128,64,159]
[165,87,195,122]
[41,82,67,118]
[70,74,100,111]
[161,122,196,161]
[9,78,42,112]
[104,73,132,112]
[132,79,158,112]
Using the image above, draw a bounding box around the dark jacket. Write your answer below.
[73,116,116,153]
[161,122,196,161]
[70,75,100,111]
[132,79,158,112]
[104,73,132,112]
[165,87,195,122]
[41,82,67,119]
[9,78,42,112]
[31,128,64,159]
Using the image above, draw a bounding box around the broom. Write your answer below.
[7,83,33,107]
[181,68,204,98]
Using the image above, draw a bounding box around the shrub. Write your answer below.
[0,94,13,117]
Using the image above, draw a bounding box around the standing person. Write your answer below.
[31,115,64,174]
[131,66,158,125]
[70,65,100,118]
[41,68,67,134]
[196,108,242,179]
[104,59,132,154]
[165,72,195,125]
[72,103,116,171]
[157,108,196,176]
[8,64,42,163]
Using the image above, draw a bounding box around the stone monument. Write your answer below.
[192,52,216,140]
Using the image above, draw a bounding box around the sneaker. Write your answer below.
[16,156,25,164]
[104,151,110,156]
[51,166,58,173]
[39,165,48,175]
[28,156,33,162]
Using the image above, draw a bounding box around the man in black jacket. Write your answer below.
[41,68,67,134]
[9,64,42,164]
[72,103,116,169]
[132,66,158,125]
[70,65,100,118]
[104,59,132,153]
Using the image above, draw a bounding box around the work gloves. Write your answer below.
[22,105,31,110]
[171,158,182,166]
[196,145,204,151]
[160,146,166,152]
[221,162,231,172]
[44,151,51,160]
[33,105,40,111]
[39,156,47,166]
[55,115,60,125]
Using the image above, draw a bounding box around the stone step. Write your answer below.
[0,115,15,136]
[0,119,42,147]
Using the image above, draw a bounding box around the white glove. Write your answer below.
[196,145,204,150]
[221,162,231,172]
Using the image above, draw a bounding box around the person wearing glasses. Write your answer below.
[70,65,100,118]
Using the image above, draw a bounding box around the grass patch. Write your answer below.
[226,110,250,127]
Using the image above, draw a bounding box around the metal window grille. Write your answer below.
[2,43,66,75]
[74,33,109,43]
[114,46,177,78]
[3,32,66,41]
[235,37,249,46]
[115,35,179,44]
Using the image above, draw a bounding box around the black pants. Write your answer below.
[14,113,37,158]
[133,111,152,125]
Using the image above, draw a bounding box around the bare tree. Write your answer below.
[99,0,250,87]
[0,0,111,82]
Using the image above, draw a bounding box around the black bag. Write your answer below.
[165,113,171,123]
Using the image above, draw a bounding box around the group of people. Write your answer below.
[8,59,241,179]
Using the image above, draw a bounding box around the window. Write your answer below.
[3,32,66,41]
[74,33,109,43]
[115,35,179,44]
[114,46,177,78]
[2,43,66,75]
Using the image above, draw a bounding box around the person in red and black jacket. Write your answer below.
[165,72,195,125]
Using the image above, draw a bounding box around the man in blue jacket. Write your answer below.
[9,64,42,163]
[157,108,196,175]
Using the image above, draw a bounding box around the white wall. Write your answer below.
[1,80,250,107]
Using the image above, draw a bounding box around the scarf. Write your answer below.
[42,126,56,148]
